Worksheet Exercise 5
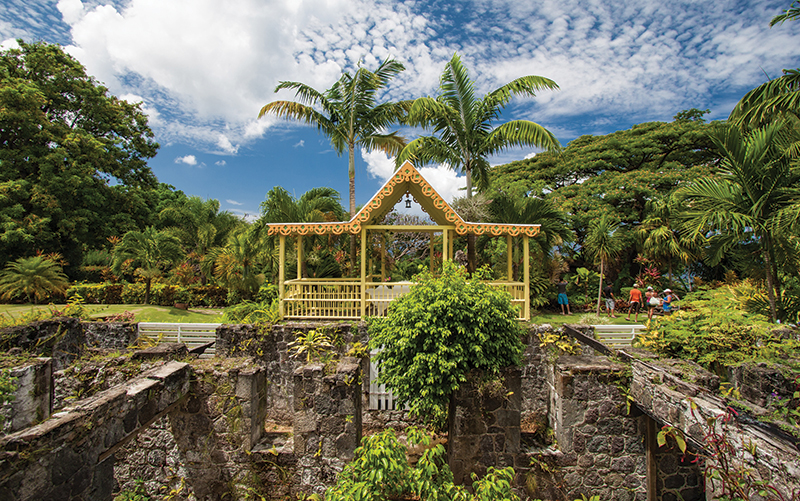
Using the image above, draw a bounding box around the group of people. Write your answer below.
[557,278,679,322]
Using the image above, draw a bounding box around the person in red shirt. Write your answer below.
[627,284,643,322]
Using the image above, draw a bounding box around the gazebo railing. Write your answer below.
[283,278,527,320]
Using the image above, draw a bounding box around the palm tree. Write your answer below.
[258,58,408,269]
[211,227,266,301]
[678,121,800,322]
[257,186,346,279]
[396,53,561,272]
[636,194,702,288]
[584,215,626,316]
[0,256,69,304]
[111,226,184,304]
[160,196,242,284]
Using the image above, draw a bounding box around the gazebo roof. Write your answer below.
[266,161,540,237]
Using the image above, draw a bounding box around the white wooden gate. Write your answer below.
[137,322,218,357]
[368,349,403,410]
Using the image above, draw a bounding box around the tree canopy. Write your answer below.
[0,40,160,272]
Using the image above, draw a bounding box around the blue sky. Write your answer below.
[2,0,799,220]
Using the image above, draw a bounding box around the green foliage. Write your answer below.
[114,480,151,501]
[325,428,519,501]
[65,282,227,307]
[369,261,524,427]
[288,329,334,364]
[259,58,407,217]
[0,40,160,272]
[221,300,278,325]
[0,255,69,304]
[638,284,799,369]
[0,368,17,406]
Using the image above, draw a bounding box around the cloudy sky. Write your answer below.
[2,0,799,219]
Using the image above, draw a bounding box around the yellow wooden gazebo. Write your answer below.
[267,161,539,320]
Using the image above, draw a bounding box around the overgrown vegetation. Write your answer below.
[325,427,519,501]
[637,283,800,370]
[369,262,524,429]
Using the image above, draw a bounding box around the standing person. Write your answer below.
[646,286,660,321]
[662,289,679,314]
[627,283,642,322]
[602,283,617,317]
[557,277,571,316]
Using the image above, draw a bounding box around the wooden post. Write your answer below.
[449,230,454,261]
[361,228,367,318]
[523,235,530,320]
[646,415,658,501]
[506,235,513,281]
[279,234,285,319]
[442,228,449,262]
[297,235,303,280]
[430,232,434,272]
[380,232,386,282]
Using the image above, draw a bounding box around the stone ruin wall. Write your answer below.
[1,319,798,500]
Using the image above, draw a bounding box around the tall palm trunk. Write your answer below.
[762,245,778,322]
[349,142,357,275]
[465,167,476,274]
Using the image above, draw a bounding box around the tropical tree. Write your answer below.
[635,194,702,288]
[0,41,159,271]
[111,226,184,304]
[211,227,265,302]
[584,215,626,316]
[256,186,346,280]
[678,121,800,322]
[159,196,242,284]
[258,58,408,269]
[396,53,561,271]
[0,256,69,304]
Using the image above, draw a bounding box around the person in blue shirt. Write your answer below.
[557,278,571,315]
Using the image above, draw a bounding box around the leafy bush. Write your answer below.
[638,284,799,369]
[369,261,524,428]
[325,427,519,501]
[66,283,227,307]
[221,300,278,324]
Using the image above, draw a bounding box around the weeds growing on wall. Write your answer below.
[659,402,800,501]
[324,427,520,501]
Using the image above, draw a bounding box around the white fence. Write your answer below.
[368,349,405,411]
[592,324,646,348]
[137,322,218,356]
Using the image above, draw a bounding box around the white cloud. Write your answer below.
[215,160,226,166]
[226,199,243,206]
[175,155,197,165]
[216,134,239,155]
[0,38,20,51]
[41,0,800,155]
[362,148,465,204]
[293,140,305,148]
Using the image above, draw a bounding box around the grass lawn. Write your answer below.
[530,309,649,327]
[0,303,224,324]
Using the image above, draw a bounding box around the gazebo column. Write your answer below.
[380,233,386,282]
[448,230,454,261]
[429,232,434,272]
[507,235,513,281]
[360,229,367,318]
[523,234,530,320]
[297,235,303,280]
[279,234,286,319]
[442,228,449,262]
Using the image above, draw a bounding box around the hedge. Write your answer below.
[66,283,228,307]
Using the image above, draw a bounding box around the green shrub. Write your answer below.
[325,427,519,501]
[638,284,799,369]
[369,261,524,428]
[222,300,277,324]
